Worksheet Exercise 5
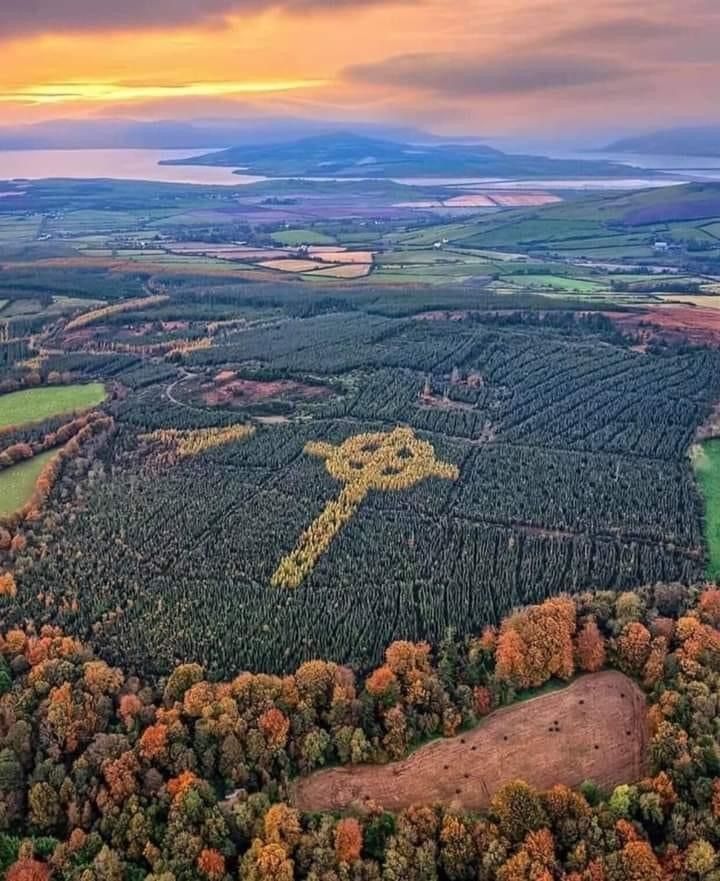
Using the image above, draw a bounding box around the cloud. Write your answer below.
[544,12,720,65]
[548,16,680,43]
[0,0,411,38]
[344,52,636,98]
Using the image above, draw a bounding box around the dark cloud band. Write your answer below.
[344,52,632,97]
[1,0,408,38]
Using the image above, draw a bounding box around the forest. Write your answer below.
[0,583,719,880]
[0,307,715,676]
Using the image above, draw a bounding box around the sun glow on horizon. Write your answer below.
[0,78,329,106]
[0,1,717,134]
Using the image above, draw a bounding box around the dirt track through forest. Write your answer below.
[292,671,647,812]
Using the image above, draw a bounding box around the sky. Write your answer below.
[0,0,717,141]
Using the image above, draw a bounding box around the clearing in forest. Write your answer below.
[610,306,720,347]
[0,449,60,517]
[692,439,720,579]
[0,383,106,430]
[292,671,647,813]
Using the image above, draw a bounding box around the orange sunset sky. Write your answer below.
[0,0,717,138]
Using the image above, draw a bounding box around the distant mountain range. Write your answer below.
[164,132,637,179]
[0,117,474,151]
[605,126,720,157]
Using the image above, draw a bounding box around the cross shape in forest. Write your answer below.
[271,426,459,588]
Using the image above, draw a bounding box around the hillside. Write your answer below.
[164,131,638,178]
[385,181,720,263]
[0,117,444,151]
[605,125,720,157]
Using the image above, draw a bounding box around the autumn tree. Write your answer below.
[258,708,290,751]
[496,598,576,689]
[197,847,226,879]
[240,840,294,881]
[263,803,301,848]
[6,858,51,881]
[118,693,143,729]
[334,817,363,864]
[0,572,17,599]
[491,780,547,843]
[684,839,716,877]
[365,665,399,701]
[642,637,667,689]
[574,619,606,673]
[617,840,662,881]
[615,623,652,677]
[163,663,204,704]
[699,589,720,627]
[439,813,476,880]
[138,723,169,761]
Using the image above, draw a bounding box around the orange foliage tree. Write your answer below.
[615,623,652,677]
[365,665,398,698]
[0,571,17,599]
[6,859,51,881]
[259,707,290,750]
[642,637,668,688]
[138,723,169,760]
[574,619,606,672]
[496,597,576,688]
[197,848,226,880]
[699,588,720,627]
[243,840,294,881]
[619,840,663,881]
[334,817,363,864]
[167,770,199,802]
[263,803,302,848]
[118,693,143,728]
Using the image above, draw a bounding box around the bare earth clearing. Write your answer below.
[204,377,331,406]
[609,306,720,347]
[292,671,647,813]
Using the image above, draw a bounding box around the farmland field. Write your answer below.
[259,258,326,272]
[0,448,59,516]
[693,439,720,579]
[272,228,336,246]
[507,274,605,292]
[0,382,106,428]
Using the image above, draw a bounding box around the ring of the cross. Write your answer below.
[324,428,447,491]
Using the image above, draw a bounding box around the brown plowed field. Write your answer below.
[292,671,647,813]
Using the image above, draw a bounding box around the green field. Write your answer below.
[0,215,42,244]
[271,229,336,246]
[0,449,59,517]
[693,440,720,579]
[0,383,107,429]
[509,274,606,292]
